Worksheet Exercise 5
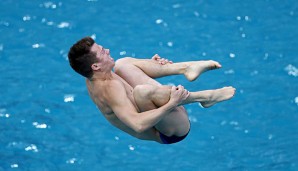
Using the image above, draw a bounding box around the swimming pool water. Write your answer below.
[1,0,298,170]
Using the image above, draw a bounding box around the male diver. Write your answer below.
[68,37,235,144]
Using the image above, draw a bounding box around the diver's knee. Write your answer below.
[114,57,136,74]
[133,84,156,99]
[115,57,135,67]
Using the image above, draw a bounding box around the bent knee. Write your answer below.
[115,57,135,65]
[133,84,157,99]
[114,57,136,71]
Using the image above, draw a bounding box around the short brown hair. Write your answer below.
[68,37,97,78]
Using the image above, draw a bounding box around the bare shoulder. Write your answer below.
[106,79,124,88]
[88,79,126,103]
[104,79,127,102]
[86,79,125,114]
[87,79,122,93]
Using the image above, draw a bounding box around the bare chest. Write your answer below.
[86,77,136,115]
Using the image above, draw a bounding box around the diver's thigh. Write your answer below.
[115,59,161,87]
[155,106,190,137]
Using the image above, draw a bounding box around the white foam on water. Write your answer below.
[285,64,298,77]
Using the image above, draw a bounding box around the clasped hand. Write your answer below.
[169,85,190,106]
[152,54,173,65]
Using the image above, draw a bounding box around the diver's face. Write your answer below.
[90,43,115,71]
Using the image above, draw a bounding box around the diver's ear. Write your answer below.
[91,63,101,71]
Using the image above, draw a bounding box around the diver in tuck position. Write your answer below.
[68,37,236,144]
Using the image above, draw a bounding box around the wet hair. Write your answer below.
[68,37,97,78]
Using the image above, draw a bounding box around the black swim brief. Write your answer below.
[159,129,190,144]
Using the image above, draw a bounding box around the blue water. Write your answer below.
[1,0,298,170]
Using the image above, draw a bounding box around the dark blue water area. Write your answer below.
[0,0,297,170]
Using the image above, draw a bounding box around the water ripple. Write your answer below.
[285,64,298,77]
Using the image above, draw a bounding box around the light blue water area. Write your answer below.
[1,0,298,170]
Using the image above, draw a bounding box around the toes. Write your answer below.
[209,61,221,69]
[211,61,222,68]
[214,62,222,68]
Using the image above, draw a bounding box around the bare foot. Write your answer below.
[200,86,236,108]
[184,60,222,81]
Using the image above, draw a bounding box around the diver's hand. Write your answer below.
[152,54,173,65]
[168,85,190,106]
